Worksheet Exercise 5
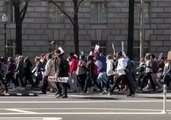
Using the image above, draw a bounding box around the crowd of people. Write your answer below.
[0,47,171,98]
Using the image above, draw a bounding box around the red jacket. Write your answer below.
[69,58,78,75]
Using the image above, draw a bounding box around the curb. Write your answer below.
[0,92,38,96]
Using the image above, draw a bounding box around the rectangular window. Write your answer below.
[133,40,149,61]
[7,39,16,57]
[4,2,15,23]
[91,41,106,55]
[134,2,150,24]
[48,2,64,23]
[90,2,107,24]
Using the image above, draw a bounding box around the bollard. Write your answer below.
[161,84,167,114]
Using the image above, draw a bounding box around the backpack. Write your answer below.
[60,59,69,77]
[93,64,99,77]
[152,60,159,73]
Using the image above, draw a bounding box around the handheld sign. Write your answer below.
[112,42,116,55]
[57,77,68,83]
[121,41,126,57]
[167,51,171,61]
[158,52,163,60]
[58,47,65,54]
[94,44,100,52]
[48,76,68,83]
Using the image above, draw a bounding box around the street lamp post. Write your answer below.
[140,0,144,59]
[2,13,8,58]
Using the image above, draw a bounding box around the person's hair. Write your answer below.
[151,54,156,59]
[69,52,74,57]
[47,53,52,59]
[116,52,122,57]
[107,55,112,60]
[7,57,14,62]
[88,55,94,61]
[35,56,40,62]
[54,49,61,54]
[80,55,85,60]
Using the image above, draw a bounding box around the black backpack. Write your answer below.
[152,61,159,73]
[60,59,69,77]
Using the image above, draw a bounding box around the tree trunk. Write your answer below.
[128,0,135,60]
[16,23,22,55]
[73,0,79,56]
[15,4,22,55]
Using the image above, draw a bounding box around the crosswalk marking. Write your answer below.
[0,112,166,115]
[0,100,169,104]
[43,117,63,120]
[6,109,38,114]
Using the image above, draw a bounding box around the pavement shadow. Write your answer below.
[70,95,120,100]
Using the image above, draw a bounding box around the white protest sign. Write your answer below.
[112,42,116,55]
[94,44,100,52]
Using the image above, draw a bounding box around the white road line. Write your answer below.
[0,100,168,103]
[0,117,63,120]
[0,108,162,112]
[43,117,63,120]
[0,112,166,115]
[6,109,38,114]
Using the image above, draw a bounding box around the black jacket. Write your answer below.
[56,58,69,77]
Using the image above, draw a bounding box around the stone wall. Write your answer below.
[0,0,171,58]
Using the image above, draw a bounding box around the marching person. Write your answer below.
[42,53,56,94]
[76,54,87,91]
[83,55,105,94]
[140,53,156,92]
[24,57,34,88]
[6,57,16,88]
[106,55,114,92]
[32,57,44,88]
[15,55,25,88]
[109,52,135,96]
[55,48,69,98]
[162,59,171,88]
[68,52,78,92]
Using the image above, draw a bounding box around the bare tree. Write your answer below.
[47,0,84,56]
[10,0,29,55]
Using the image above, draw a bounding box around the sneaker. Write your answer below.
[108,92,112,96]
[61,95,68,98]
[56,94,62,98]
[42,91,46,94]
[99,90,107,95]
[127,93,135,97]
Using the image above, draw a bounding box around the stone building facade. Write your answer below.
[0,0,171,60]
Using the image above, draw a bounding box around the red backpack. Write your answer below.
[93,64,99,77]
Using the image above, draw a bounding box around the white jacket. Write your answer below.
[116,57,127,75]
[106,59,114,76]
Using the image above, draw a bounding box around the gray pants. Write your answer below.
[68,72,79,91]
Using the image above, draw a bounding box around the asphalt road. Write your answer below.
[0,92,171,120]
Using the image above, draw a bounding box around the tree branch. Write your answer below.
[77,0,84,8]
[48,0,74,25]
[10,0,20,7]
[21,1,29,22]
